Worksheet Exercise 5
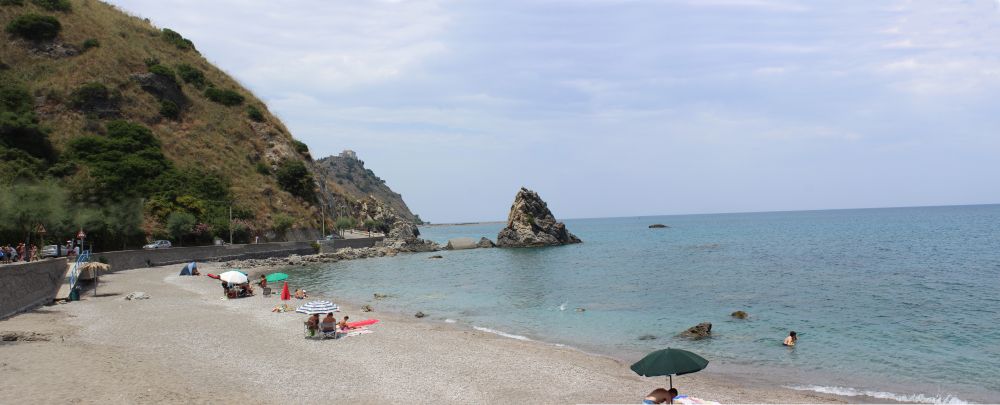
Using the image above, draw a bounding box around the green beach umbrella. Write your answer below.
[265,272,289,282]
[630,347,709,388]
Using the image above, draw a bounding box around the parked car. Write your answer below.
[40,244,66,258]
[143,240,172,249]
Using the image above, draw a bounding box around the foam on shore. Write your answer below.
[788,385,969,404]
[472,326,531,341]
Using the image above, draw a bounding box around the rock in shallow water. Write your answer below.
[679,322,712,339]
[414,311,426,318]
[731,310,748,319]
[648,224,669,229]
[496,187,582,248]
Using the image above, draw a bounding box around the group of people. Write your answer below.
[305,313,353,337]
[0,244,32,263]
[222,281,254,298]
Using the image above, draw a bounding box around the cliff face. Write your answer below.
[497,187,581,248]
[0,0,417,247]
[314,151,417,223]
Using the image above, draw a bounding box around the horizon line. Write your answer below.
[422,202,1000,226]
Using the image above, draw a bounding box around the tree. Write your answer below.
[103,199,143,250]
[334,216,355,237]
[363,218,375,237]
[166,211,196,246]
[0,181,68,251]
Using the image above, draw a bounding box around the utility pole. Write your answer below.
[228,205,233,245]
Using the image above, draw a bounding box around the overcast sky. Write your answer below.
[108,0,1000,223]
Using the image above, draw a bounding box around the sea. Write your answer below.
[284,204,1000,403]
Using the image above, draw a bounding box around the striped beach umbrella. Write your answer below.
[296,300,340,314]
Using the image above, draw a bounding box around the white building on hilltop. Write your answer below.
[340,149,358,160]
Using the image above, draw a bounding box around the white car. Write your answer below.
[143,240,172,249]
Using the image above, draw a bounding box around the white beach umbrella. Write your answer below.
[296,300,340,314]
[218,270,248,284]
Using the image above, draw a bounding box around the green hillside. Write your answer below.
[0,0,415,249]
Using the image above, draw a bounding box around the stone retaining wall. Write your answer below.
[96,242,317,272]
[0,258,68,320]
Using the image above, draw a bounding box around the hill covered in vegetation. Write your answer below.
[0,0,417,250]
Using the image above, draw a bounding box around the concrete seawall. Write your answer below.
[96,242,318,272]
[0,258,68,320]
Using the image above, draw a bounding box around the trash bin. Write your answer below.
[69,287,80,301]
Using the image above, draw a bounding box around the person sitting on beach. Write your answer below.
[337,315,351,331]
[321,313,337,331]
[643,388,671,404]
[306,313,320,336]
[667,388,678,404]
[294,289,306,299]
[783,331,797,346]
[259,275,267,289]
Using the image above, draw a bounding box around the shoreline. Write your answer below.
[0,262,861,404]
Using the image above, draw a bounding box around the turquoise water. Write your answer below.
[286,205,1000,403]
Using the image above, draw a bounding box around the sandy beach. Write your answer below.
[0,263,850,404]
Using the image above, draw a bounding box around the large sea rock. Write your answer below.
[496,187,582,248]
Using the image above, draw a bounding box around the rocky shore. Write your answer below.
[224,238,440,269]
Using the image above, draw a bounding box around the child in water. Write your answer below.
[783,331,797,346]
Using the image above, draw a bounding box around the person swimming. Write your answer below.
[783,331,797,346]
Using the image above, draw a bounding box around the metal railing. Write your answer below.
[67,250,91,291]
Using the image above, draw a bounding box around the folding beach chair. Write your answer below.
[319,322,339,339]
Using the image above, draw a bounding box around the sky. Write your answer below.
[107,0,1000,223]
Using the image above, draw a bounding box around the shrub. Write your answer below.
[204,88,244,106]
[176,64,206,88]
[5,13,61,41]
[274,159,316,202]
[81,38,99,50]
[143,57,160,67]
[147,64,175,81]
[1,0,25,6]
[30,0,69,12]
[66,120,171,197]
[247,105,264,122]
[292,140,309,155]
[255,161,270,175]
[159,100,179,120]
[161,28,194,51]
[272,213,294,234]
[69,82,108,108]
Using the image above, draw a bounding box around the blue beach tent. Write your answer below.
[179,262,197,276]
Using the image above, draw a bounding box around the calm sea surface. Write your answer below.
[285,205,1000,403]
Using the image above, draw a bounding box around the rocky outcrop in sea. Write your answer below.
[496,187,581,248]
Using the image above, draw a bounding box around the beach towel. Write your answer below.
[673,395,720,405]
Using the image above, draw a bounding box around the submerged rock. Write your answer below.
[679,322,712,339]
[638,334,658,341]
[414,311,427,318]
[648,224,669,229]
[428,255,443,259]
[496,187,582,248]
[731,310,748,319]
[373,293,389,300]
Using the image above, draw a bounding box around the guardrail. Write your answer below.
[67,250,91,291]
